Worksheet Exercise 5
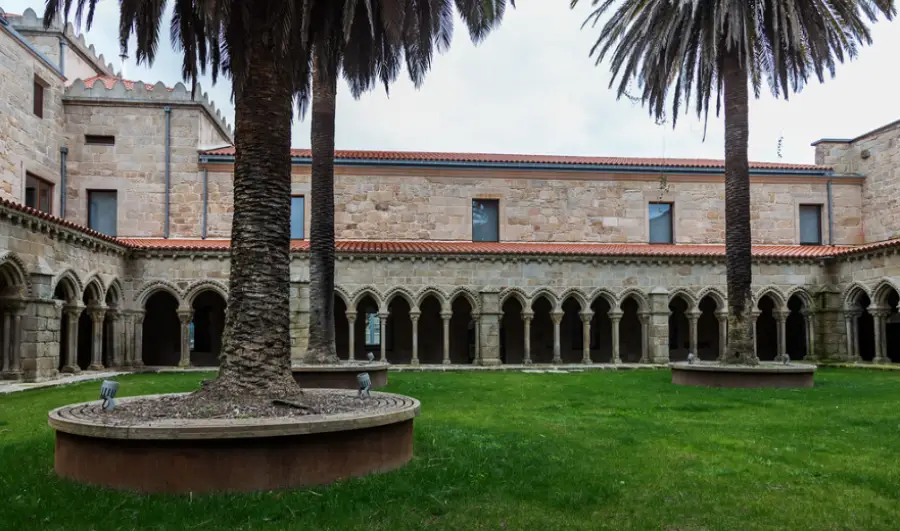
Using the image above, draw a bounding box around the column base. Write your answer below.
[131,360,145,369]
[552,357,562,364]
[874,356,888,364]
[1,370,23,381]
[178,361,191,368]
[582,358,592,365]
[61,365,81,374]
[479,358,502,367]
[442,359,451,365]
[410,360,420,367]
[87,364,104,371]
[523,359,533,366]
[612,356,621,364]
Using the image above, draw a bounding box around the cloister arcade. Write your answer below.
[2,245,900,379]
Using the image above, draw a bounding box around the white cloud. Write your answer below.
[6,1,899,164]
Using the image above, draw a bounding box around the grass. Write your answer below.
[2,369,900,530]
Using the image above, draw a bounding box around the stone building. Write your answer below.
[1,7,898,382]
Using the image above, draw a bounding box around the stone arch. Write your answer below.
[784,286,816,311]
[416,287,449,313]
[588,288,617,309]
[617,288,649,311]
[558,288,589,310]
[183,280,229,306]
[105,278,124,308]
[668,288,698,311]
[333,285,352,308]
[755,286,786,311]
[350,286,382,309]
[51,269,83,302]
[528,288,559,310]
[499,287,528,308]
[0,251,29,295]
[134,280,184,308]
[842,282,871,309]
[82,274,105,304]
[696,287,727,310]
[381,287,417,313]
[871,279,900,307]
[448,287,481,314]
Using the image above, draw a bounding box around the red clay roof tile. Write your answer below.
[201,147,828,172]
[79,75,174,92]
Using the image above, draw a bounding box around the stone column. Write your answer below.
[106,309,120,368]
[346,311,357,361]
[410,310,420,366]
[610,309,622,364]
[62,305,83,373]
[87,306,106,371]
[472,313,481,364]
[522,311,533,365]
[687,309,701,356]
[177,309,193,368]
[801,309,817,361]
[871,308,889,363]
[580,311,593,364]
[715,311,728,361]
[1,301,24,379]
[752,310,761,359]
[379,313,389,362]
[477,290,502,366]
[132,313,145,368]
[774,309,789,361]
[638,312,650,364]
[550,311,563,364]
[441,311,452,365]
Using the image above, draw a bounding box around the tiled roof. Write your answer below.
[120,238,849,258]
[200,147,828,172]
[0,197,123,245]
[80,75,174,91]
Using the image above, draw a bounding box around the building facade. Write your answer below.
[1,7,899,382]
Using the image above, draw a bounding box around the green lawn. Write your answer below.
[1,369,899,530]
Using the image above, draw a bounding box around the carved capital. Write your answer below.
[550,311,564,325]
[64,304,85,319]
[773,310,790,322]
[608,309,623,322]
[133,312,146,326]
[686,309,702,321]
[579,311,593,323]
[715,310,729,322]
[409,311,421,322]
[521,310,534,322]
[177,310,193,325]
[346,311,358,323]
[440,311,453,321]
[88,305,107,322]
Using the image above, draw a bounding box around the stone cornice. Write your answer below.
[0,200,127,257]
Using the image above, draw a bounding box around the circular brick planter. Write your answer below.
[292,362,389,390]
[670,361,816,388]
[48,390,419,494]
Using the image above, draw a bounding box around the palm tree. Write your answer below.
[302,2,514,364]
[44,0,313,395]
[571,0,895,364]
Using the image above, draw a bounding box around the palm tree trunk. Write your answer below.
[210,27,298,393]
[305,58,340,364]
[722,47,757,365]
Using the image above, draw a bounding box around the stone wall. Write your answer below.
[0,22,66,207]
[201,165,864,245]
[63,103,211,237]
[815,121,900,243]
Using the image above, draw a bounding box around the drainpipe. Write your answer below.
[58,39,66,76]
[826,179,834,245]
[59,146,68,218]
[201,167,208,239]
[164,106,171,239]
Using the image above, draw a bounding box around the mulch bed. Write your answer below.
[96,386,384,425]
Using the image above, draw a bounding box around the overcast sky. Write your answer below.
[7,1,899,164]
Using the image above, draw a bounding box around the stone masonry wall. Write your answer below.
[63,103,209,237]
[202,167,863,245]
[816,121,900,243]
[0,24,66,207]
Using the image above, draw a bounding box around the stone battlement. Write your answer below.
[65,77,234,141]
[5,7,116,77]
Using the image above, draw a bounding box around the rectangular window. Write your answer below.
[290,195,305,239]
[472,199,499,242]
[85,135,116,146]
[33,78,44,118]
[365,313,381,346]
[25,173,53,214]
[799,204,823,245]
[88,190,117,236]
[648,202,673,244]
